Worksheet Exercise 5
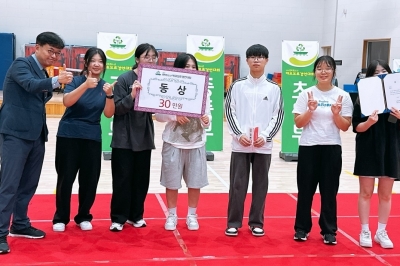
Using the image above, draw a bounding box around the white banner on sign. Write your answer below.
[135,64,209,118]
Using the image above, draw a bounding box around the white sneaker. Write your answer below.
[374,230,394,249]
[359,230,372,247]
[53,223,65,232]
[165,213,178,231]
[186,214,199,231]
[109,222,123,232]
[127,219,146,228]
[77,221,93,231]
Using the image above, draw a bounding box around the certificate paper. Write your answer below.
[383,73,400,112]
[357,73,400,116]
[134,64,209,117]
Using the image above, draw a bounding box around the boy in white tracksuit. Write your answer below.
[224,44,284,237]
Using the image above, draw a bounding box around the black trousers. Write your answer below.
[0,134,45,236]
[294,145,342,235]
[110,148,151,224]
[53,137,101,225]
[227,152,271,228]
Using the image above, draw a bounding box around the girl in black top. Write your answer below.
[353,59,400,249]
[109,43,158,232]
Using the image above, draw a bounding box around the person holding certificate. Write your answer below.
[109,43,158,232]
[352,60,400,249]
[155,53,210,231]
[292,55,353,245]
[52,47,115,232]
[224,44,284,237]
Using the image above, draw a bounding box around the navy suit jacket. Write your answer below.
[0,55,53,141]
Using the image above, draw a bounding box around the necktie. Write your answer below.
[43,68,49,78]
[42,69,49,99]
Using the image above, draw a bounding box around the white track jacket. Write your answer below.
[225,74,284,154]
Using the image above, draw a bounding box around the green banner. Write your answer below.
[97,32,138,153]
[187,35,224,151]
[280,41,319,161]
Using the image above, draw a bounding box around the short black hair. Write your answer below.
[246,44,269,58]
[173,53,198,70]
[36,32,65,49]
[80,47,107,78]
[132,43,158,70]
[313,55,337,82]
[365,59,392,78]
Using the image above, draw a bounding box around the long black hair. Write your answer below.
[365,59,392,78]
[173,53,198,70]
[132,43,158,70]
[80,47,107,78]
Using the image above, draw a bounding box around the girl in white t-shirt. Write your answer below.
[155,53,210,231]
[292,55,353,245]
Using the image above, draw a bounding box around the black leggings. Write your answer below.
[53,137,101,225]
[110,148,152,223]
[294,145,342,235]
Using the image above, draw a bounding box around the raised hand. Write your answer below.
[58,64,73,84]
[390,107,400,119]
[331,95,343,115]
[103,81,117,96]
[131,80,143,98]
[367,110,379,125]
[85,71,98,89]
[307,91,318,112]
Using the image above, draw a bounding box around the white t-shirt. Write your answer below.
[292,86,353,146]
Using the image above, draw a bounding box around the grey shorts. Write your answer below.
[160,142,208,189]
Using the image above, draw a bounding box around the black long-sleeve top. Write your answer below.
[110,70,155,151]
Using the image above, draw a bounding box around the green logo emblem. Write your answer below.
[110,36,126,49]
[155,71,161,76]
[293,44,308,56]
[199,38,213,51]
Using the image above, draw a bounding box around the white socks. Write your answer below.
[168,207,197,216]
[377,222,386,232]
[188,207,197,216]
[361,224,369,232]
[168,207,177,215]
[361,223,387,232]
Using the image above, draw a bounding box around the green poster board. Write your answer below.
[280,41,319,161]
[187,35,224,151]
[97,32,138,159]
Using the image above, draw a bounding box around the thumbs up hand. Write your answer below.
[58,64,73,84]
[103,81,117,96]
[85,71,99,89]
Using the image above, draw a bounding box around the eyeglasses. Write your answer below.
[47,49,62,57]
[248,56,266,61]
[316,68,333,73]
[141,56,158,62]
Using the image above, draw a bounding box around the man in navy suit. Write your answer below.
[0,32,73,254]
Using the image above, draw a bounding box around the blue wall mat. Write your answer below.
[0,33,16,90]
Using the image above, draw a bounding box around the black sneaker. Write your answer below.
[294,230,309,241]
[249,226,265,237]
[323,234,337,245]
[9,226,46,239]
[225,227,238,236]
[0,236,10,254]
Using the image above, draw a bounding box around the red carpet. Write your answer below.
[1,193,399,265]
